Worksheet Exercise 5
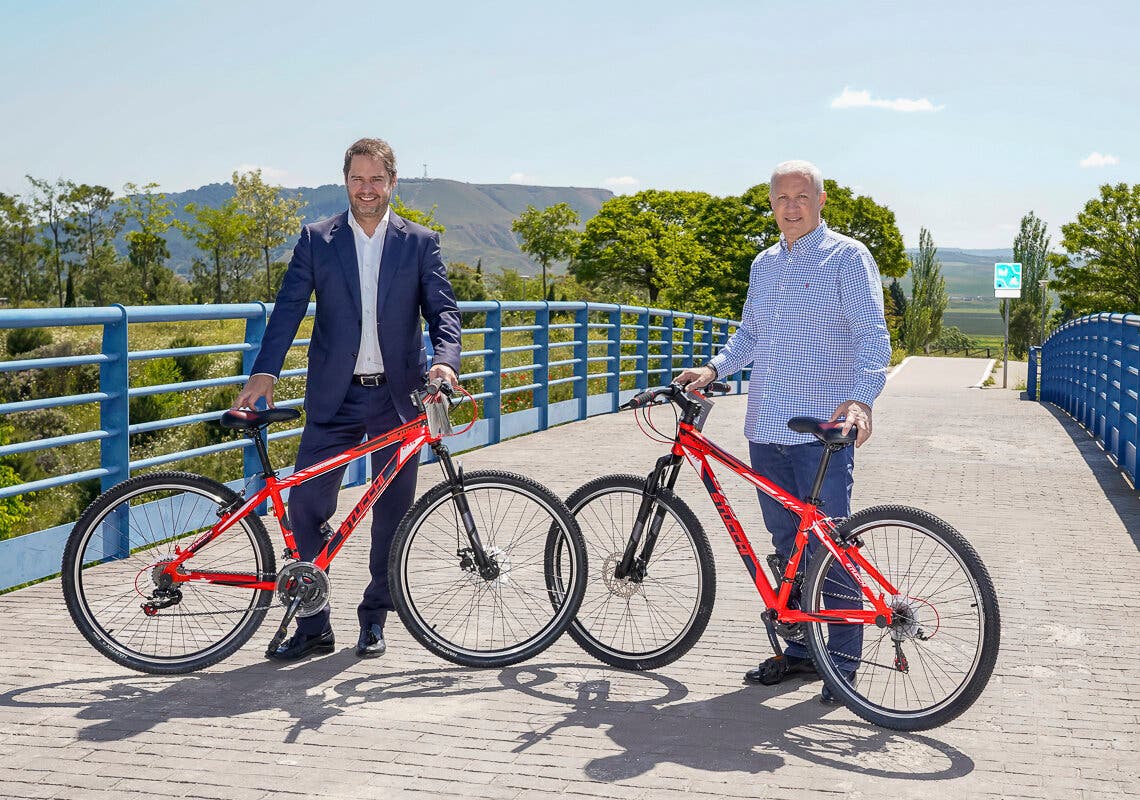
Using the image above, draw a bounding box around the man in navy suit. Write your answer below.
[234,137,461,661]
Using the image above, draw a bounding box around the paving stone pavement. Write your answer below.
[1,356,1137,799]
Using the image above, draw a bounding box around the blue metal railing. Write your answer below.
[0,301,745,589]
[1038,312,1140,482]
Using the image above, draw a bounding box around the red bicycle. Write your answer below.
[62,381,588,674]
[548,382,1000,731]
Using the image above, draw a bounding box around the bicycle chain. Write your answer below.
[145,572,279,617]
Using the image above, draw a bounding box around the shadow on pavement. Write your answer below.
[499,663,975,782]
[0,655,505,744]
[1,658,974,782]
[1041,403,1140,550]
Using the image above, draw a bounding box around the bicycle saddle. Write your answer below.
[219,407,301,431]
[786,416,857,445]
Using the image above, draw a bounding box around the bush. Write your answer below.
[5,327,53,357]
[168,335,213,382]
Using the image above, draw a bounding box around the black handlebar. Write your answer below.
[622,380,730,410]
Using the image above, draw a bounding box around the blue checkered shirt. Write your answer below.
[708,222,891,445]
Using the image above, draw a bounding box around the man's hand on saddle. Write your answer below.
[233,374,276,410]
[830,400,872,447]
[675,365,717,391]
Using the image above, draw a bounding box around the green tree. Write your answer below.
[1057,183,1140,315]
[903,227,948,353]
[63,183,120,306]
[0,421,31,540]
[392,196,445,234]
[887,278,908,345]
[1008,211,1053,357]
[821,181,908,279]
[120,182,175,303]
[447,261,488,303]
[0,193,49,305]
[932,325,976,352]
[511,203,581,297]
[26,176,73,306]
[178,199,258,303]
[232,169,306,300]
[573,190,718,307]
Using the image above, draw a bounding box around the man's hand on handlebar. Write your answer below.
[675,365,717,390]
[426,364,458,402]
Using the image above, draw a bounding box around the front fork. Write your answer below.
[434,442,500,580]
[614,453,683,581]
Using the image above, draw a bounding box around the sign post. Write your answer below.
[994,262,1022,388]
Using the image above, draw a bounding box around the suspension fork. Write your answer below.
[614,452,684,581]
[433,442,500,580]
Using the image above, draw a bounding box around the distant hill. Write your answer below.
[137,179,613,276]
[895,248,1016,305]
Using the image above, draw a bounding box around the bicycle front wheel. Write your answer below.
[553,475,716,670]
[390,470,587,668]
[61,472,275,674]
[802,505,1000,731]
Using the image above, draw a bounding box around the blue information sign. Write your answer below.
[995,262,1022,298]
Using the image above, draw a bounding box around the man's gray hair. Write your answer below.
[770,160,824,195]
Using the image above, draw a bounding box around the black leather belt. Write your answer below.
[354,373,387,387]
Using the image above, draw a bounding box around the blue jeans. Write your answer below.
[748,441,861,671]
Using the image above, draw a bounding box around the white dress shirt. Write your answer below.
[347,208,389,375]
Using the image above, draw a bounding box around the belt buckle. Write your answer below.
[357,373,384,387]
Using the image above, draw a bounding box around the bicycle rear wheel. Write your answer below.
[61,472,275,674]
[802,505,1000,731]
[551,475,716,670]
[390,470,587,668]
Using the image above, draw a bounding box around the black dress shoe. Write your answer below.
[744,654,817,685]
[267,628,335,661]
[821,670,857,705]
[355,623,386,658]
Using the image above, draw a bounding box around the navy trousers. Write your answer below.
[748,441,861,671]
[289,381,419,636]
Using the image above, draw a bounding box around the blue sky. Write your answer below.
[1,0,1134,248]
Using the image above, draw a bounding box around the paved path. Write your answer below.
[2,357,1137,799]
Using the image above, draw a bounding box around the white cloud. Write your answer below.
[234,163,289,180]
[1079,151,1120,168]
[508,172,537,183]
[830,87,944,113]
[603,176,639,194]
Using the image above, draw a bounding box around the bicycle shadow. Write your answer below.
[0,655,500,745]
[500,663,975,781]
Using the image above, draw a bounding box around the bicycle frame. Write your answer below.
[159,414,438,592]
[650,416,899,628]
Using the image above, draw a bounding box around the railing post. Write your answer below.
[661,311,675,384]
[574,305,589,421]
[100,305,131,557]
[1027,346,1039,400]
[607,308,622,412]
[485,302,503,444]
[100,304,131,495]
[636,308,650,390]
[683,314,696,369]
[535,304,550,430]
[1123,318,1140,481]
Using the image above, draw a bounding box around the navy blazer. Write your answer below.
[251,210,462,424]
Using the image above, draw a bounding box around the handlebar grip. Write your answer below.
[425,377,454,397]
[623,390,655,409]
[706,380,730,394]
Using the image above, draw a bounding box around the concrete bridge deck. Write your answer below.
[1,357,1137,799]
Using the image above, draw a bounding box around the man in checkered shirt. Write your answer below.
[678,159,891,704]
